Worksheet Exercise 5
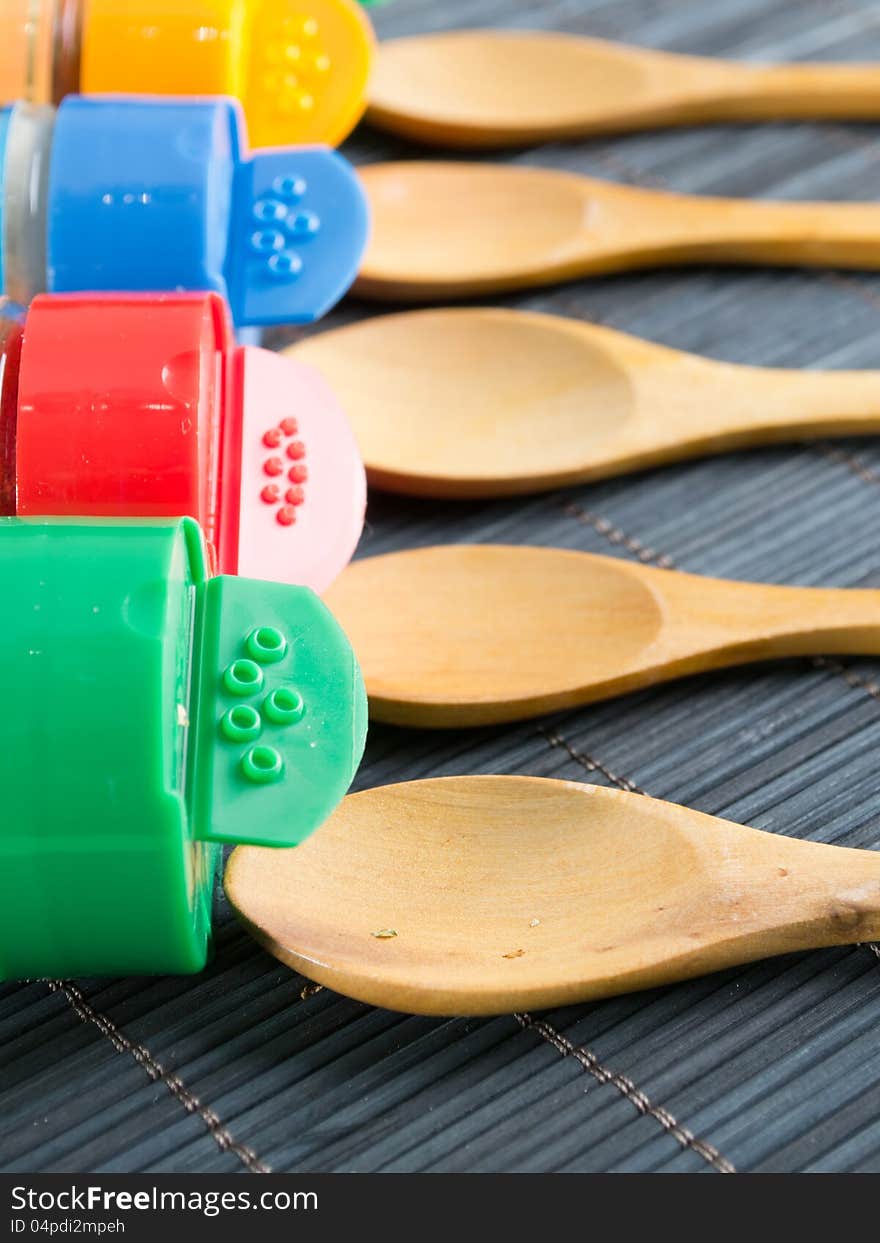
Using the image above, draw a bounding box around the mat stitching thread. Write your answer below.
[820,269,880,316]
[514,1013,736,1173]
[560,502,676,566]
[47,981,269,1174]
[811,655,880,702]
[541,727,648,793]
[815,441,880,486]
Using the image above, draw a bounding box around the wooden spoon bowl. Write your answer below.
[323,545,880,727]
[226,776,880,1016]
[288,309,880,498]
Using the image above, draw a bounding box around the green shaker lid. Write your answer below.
[0,516,367,979]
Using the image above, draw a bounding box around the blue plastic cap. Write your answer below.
[48,96,238,301]
[227,146,370,327]
[45,96,368,327]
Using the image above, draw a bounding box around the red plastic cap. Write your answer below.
[15,292,233,552]
[230,348,366,592]
[0,316,23,516]
[13,291,365,589]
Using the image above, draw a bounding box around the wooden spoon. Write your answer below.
[368,30,880,149]
[354,162,880,300]
[322,545,880,727]
[288,308,880,498]
[225,775,880,1015]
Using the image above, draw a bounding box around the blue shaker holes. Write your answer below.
[251,228,286,254]
[253,197,288,223]
[286,210,320,238]
[249,176,324,291]
[273,175,307,201]
[267,251,303,279]
[265,249,304,277]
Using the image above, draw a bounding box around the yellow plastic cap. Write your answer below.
[80,0,374,148]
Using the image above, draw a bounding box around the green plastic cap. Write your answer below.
[0,516,366,979]
[191,573,368,848]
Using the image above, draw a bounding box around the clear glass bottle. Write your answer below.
[1,102,54,306]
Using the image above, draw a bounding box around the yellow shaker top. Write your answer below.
[80,0,374,147]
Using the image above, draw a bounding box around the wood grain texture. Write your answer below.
[355,162,880,300]
[7,0,880,1178]
[323,545,880,725]
[368,31,880,148]
[226,777,880,1015]
[289,308,880,497]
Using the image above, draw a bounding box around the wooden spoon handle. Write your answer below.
[649,363,880,446]
[708,61,880,121]
[608,187,880,272]
[656,569,880,672]
[722,367,880,435]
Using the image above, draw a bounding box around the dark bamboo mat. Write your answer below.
[4,0,880,1173]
